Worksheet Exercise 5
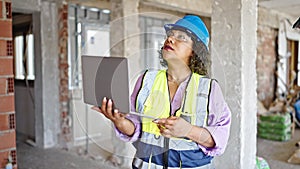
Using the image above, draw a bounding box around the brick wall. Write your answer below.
[58,3,71,148]
[257,24,277,108]
[0,0,17,168]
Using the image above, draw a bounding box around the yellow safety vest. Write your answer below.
[133,70,214,169]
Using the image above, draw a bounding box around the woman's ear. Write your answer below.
[188,51,195,64]
[190,51,195,58]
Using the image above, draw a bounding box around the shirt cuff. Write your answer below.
[198,126,228,156]
[114,114,141,142]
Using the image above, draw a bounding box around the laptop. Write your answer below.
[81,55,156,119]
[82,55,130,112]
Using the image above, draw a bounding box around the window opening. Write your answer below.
[139,16,169,70]
[14,34,35,80]
[68,4,110,89]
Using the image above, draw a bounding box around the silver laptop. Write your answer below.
[82,55,130,113]
[81,55,156,119]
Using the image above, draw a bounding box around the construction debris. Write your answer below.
[258,112,292,141]
[287,149,300,164]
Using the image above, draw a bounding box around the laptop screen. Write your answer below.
[81,56,130,113]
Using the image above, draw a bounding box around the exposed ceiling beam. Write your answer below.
[259,0,300,17]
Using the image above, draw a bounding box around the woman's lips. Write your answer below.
[164,45,174,51]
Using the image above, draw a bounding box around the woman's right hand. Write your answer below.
[91,97,126,124]
[92,97,135,136]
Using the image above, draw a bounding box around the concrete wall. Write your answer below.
[258,7,298,29]
[38,1,60,148]
[13,0,61,148]
[12,0,40,12]
[14,84,35,139]
[211,0,257,168]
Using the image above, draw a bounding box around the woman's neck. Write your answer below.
[167,64,191,85]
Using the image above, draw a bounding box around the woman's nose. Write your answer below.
[167,35,175,44]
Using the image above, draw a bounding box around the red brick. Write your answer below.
[0,40,7,56]
[5,2,11,19]
[10,149,16,165]
[6,40,13,56]
[0,78,6,94]
[0,2,2,19]
[0,151,10,168]
[0,114,9,130]
[7,78,13,93]
[63,12,67,20]
[0,58,13,76]
[0,95,14,113]
[0,20,12,38]
[257,26,277,108]
[0,132,15,150]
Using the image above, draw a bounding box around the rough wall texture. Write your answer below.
[11,0,40,12]
[257,25,277,108]
[109,0,140,167]
[211,0,257,168]
[39,1,60,148]
[0,0,17,168]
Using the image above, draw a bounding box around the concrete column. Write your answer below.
[110,0,125,57]
[211,0,257,168]
[35,1,60,148]
[110,0,141,83]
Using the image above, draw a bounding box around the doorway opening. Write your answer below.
[12,12,36,145]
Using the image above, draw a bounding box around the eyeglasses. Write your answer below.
[166,30,192,42]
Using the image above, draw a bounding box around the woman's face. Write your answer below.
[162,29,193,65]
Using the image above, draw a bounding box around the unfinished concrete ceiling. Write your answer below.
[259,0,300,18]
[67,0,110,9]
[67,0,300,19]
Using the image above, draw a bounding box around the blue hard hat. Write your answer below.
[164,15,210,51]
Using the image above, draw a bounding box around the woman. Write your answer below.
[93,15,231,169]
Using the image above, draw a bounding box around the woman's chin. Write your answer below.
[162,52,176,60]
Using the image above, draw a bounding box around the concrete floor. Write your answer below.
[257,128,300,169]
[16,129,300,169]
[16,140,131,169]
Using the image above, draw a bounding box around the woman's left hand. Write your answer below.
[154,116,193,138]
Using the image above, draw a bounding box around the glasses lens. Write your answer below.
[166,30,173,37]
[166,30,190,42]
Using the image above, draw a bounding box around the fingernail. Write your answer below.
[108,99,112,103]
[152,119,159,123]
[103,97,107,101]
